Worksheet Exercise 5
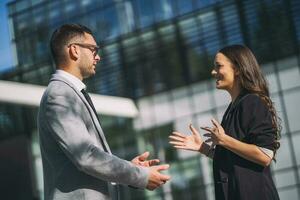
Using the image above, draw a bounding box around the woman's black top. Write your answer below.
[213,92,280,200]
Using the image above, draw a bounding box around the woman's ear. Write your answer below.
[234,67,240,76]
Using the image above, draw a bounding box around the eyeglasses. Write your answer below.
[68,43,100,57]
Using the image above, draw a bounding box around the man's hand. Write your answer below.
[131,151,160,167]
[146,164,171,190]
[132,152,171,190]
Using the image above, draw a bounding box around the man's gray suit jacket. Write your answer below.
[38,74,149,200]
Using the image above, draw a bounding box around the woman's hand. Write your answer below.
[201,118,227,146]
[169,124,203,152]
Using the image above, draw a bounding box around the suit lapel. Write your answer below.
[50,74,112,154]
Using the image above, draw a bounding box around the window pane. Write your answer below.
[273,136,293,170]
[177,0,193,15]
[154,0,173,21]
[172,88,193,118]
[291,132,300,166]
[283,89,300,132]
[135,0,155,28]
[278,187,299,200]
[278,64,300,91]
[153,92,173,126]
[274,170,297,188]
[191,82,212,113]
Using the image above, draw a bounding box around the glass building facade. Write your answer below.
[1,0,300,199]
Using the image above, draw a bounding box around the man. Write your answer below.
[38,24,170,200]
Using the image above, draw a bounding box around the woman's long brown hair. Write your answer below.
[219,44,281,157]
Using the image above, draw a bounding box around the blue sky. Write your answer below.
[0,0,13,73]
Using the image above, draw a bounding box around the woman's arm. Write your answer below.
[202,119,272,167]
[222,134,271,166]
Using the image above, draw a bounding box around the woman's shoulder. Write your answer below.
[240,93,261,104]
[237,93,269,112]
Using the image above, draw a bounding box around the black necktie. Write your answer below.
[81,89,108,152]
[81,89,98,118]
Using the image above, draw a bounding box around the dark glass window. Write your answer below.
[197,0,218,9]
[48,1,62,26]
[198,11,221,55]
[134,0,155,28]
[220,4,244,45]
[158,25,185,88]
[154,0,173,21]
[242,0,296,63]
[32,5,47,26]
[95,43,125,96]
[176,0,193,15]
[116,1,136,34]
[290,0,300,43]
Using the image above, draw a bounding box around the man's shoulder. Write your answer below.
[44,80,76,100]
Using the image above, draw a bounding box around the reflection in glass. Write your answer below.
[154,0,173,21]
[135,0,155,28]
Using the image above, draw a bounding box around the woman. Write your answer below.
[169,45,280,200]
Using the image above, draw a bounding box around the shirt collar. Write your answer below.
[56,70,86,91]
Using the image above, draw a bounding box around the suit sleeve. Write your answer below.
[43,92,149,189]
[239,94,277,151]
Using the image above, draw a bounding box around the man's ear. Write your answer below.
[69,45,79,60]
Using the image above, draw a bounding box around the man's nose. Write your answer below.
[95,54,101,61]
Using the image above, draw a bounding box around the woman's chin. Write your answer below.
[215,82,221,88]
[216,84,225,90]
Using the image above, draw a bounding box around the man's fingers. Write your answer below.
[138,151,150,161]
[159,174,171,181]
[148,159,160,166]
[153,164,170,171]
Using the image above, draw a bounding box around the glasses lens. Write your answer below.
[69,43,99,57]
[93,47,99,56]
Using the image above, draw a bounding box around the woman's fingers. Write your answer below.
[200,126,213,133]
[169,132,186,143]
[205,138,213,143]
[170,120,222,149]
[171,131,186,138]
[211,118,221,129]
[203,133,211,137]
[169,135,185,142]
[169,141,184,146]
[173,145,189,149]
[189,124,199,136]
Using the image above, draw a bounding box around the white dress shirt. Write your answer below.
[56,70,86,92]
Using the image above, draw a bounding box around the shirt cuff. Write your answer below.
[259,147,274,159]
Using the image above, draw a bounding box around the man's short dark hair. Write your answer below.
[50,23,93,66]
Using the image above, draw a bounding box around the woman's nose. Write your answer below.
[211,69,217,76]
